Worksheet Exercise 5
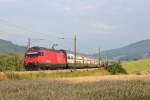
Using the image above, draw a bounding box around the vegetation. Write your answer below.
[0,79,149,100]
[122,59,150,74]
[107,63,127,75]
[0,69,109,81]
[0,54,24,71]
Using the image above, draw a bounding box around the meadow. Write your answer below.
[122,58,150,74]
[0,76,149,100]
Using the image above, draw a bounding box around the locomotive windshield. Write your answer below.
[25,52,43,58]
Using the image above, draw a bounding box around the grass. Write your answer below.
[0,69,110,81]
[122,59,150,74]
[0,54,24,71]
[0,77,149,100]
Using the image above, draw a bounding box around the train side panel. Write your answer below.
[39,51,67,69]
[24,49,67,70]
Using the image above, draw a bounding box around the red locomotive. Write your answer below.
[24,47,67,70]
[24,46,100,70]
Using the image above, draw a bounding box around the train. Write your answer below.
[24,46,106,70]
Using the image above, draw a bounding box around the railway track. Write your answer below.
[0,68,100,74]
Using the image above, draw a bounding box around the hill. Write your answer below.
[122,59,150,74]
[98,39,150,60]
[0,39,26,53]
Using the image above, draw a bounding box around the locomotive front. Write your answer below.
[24,47,45,70]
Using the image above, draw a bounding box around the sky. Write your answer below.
[0,0,150,53]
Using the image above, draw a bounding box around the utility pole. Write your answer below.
[27,38,31,50]
[98,48,101,67]
[106,56,108,67]
[74,34,77,65]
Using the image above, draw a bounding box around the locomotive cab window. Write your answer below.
[25,52,44,58]
[68,56,71,59]
[41,52,44,56]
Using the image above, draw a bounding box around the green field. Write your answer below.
[122,59,150,74]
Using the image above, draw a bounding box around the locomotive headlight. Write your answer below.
[46,60,51,63]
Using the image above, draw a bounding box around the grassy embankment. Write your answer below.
[0,69,109,81]
[122,58,150,74]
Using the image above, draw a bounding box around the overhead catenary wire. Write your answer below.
[0,30,10,34]
[0,18,81,56]
[0,18,66,49]
[0,18,60,38]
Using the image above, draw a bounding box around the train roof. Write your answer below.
[28,46,66,52]
[28,47,83,54]
[28,46,96,58]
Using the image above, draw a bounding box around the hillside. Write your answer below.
[122,59,150,74]
[98,39,150,60]
[0,39,25,53]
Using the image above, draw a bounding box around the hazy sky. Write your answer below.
[0,0,150,53]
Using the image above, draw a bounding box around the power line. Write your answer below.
[0,30,10,34]
[0,18,80,54]
[0,18,60,38]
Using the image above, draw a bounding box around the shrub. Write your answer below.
[0,54,24,71]
[107,63,127,75]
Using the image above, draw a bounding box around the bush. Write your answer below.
[0,54,24,71]
[107,63,127,75]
